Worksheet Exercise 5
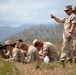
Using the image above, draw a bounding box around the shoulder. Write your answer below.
[69,13,76,19]
[13,47,19,52]
[29,45,36,50]
[45,42,54,46]
[28,45,37,52]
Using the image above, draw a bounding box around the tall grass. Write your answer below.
[0,59,20,75]
[0,52,76,75]
[14,61,76,75]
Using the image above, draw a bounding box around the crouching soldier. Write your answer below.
[33,39,59,62]
[42,41,59,62]
[2,40,23,62]
[19,42,28,63]
[25,39,43,63]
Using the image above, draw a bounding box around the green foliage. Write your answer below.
[0,59,20,75]
[51,38,62,52]
[6,24,63,44]
[14,61,76,75]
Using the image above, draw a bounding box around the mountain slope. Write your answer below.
[0,24,32,41]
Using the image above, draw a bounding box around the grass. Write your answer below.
[0,41,76,75]
[0,56,76,75]
[14,61,76,75]
[0,59,20,75]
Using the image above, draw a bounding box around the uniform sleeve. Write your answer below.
[71,15,76,24]
[43,45,48,55]
[26,50,34,63]
[5,51,10,56]
[34,50,40,60]
[60,17,65,23]
[9,48,18,61]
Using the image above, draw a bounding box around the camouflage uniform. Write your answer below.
[5,47,27,63]
[26,45,40,63]
[72,6,76,61]
[5,50,12,58]
[8,47,20,61]
[20,50,27,57]
[19,49,27,63]
[73,29,76,61]
[60,13,76,61]
[42,42,59,61]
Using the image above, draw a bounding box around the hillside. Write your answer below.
[8,24,63,44]
[0,24,32,41]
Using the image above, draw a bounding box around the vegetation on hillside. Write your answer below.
[0,59,20,75]
[0,59,76,75]
[8,24,63,43]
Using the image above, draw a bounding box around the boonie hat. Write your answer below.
[5,40,12,45]
[64,5,72,11]
[72,6,76,11]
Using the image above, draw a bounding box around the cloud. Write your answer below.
[0,0,76,27]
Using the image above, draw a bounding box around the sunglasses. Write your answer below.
[65,10,69,12]
[73,11,76,12]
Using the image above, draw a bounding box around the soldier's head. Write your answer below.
[16,39,23,45]
[19,42,28,51]
[32,39,43,51]
[72,6,76,15]
[4,40,13,51]
[15,39,23,48]
[64,5,72,15]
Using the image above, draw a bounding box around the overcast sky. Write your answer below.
[0,0,76,27]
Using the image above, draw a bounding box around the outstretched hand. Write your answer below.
[50,14,55,18]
